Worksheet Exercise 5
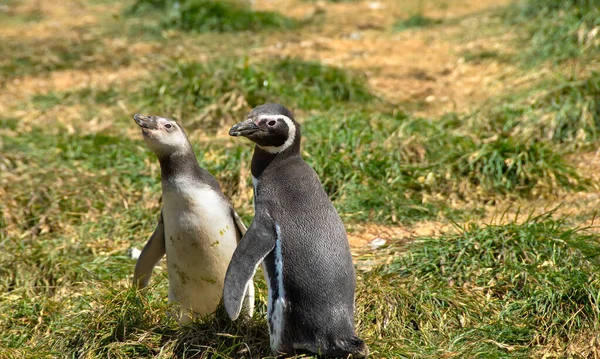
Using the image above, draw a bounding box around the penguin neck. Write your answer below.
[158,147,202,183]
[251,138,301,179]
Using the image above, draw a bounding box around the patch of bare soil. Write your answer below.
[347,220,452,249]
[253,0,517,116]
[3,67,147,100]
[0,67,148,133]
[0,0,118,40]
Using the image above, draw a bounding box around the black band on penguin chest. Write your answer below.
[250,147,276,179]
[250,145,302,180]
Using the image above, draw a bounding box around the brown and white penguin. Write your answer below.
[131,114,254,323]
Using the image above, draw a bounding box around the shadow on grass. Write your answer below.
[127,0,297,33]
[173,305,270,359]
[393,14,443,32]
[59,284,271,358]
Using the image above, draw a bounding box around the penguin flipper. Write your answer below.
[231,208,248,238]
[230,208,255,318]
[223,211,276,320]
[243,275,255,318]
[133,211,166,289]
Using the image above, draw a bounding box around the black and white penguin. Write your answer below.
[131,114,254,323]
[223,104,368,357]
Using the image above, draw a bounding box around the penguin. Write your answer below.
[222,104,369,357]
[131,114,254,323]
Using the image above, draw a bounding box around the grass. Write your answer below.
[30,87,122,110]
[392,0,444,32]
[369,213,600,357]
[451,136,581,194]
[127,0,296,33]
[0,0,43,26]
[393,14,442,31]
[304,110,444,223]
[3,0,600,357]
[461,50,504,63]
[302,109,583,223]
[0,0,149,83]
[477,72,600,151]
[504,0,600,65]
[136,57,375,130]
[525,73,600,145]
[4,182,600,358]
[0,35,134,83]
[14,63,589,225]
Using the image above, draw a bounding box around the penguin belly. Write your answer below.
[162,185,238,323]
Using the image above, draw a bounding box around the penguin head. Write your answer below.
[229,103,300,154]
[133,114,189,156]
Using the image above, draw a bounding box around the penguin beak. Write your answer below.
[229,118,259,137]
[133,114,159,130]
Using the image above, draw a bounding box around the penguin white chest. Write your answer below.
[161,183,238,320]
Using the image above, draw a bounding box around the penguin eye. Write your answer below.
[268,120,277,126]
[164,124,172,129]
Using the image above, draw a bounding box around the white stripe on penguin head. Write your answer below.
[257,115,296,154]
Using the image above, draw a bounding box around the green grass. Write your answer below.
[362,213,600,357]
[451,135,581,194]
[136,57,375,127]
[16,63,589,224]
[461,50,504,63]
[525,73,600,145]
[393,14,442,31]
[478,72,600,150]
[304,110,444,223]
[393,115,583,196]
[127,0,296,33]
[0,28,135,83]
[4,163,599,359]
[0,1,43,26]
[30,88,122,110]
[0,117,19,130]
[504,0,600,64]
[302,109,582,223]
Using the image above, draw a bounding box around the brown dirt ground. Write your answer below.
[2,0,599,248]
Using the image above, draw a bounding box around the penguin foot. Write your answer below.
[289,336,369,358]
[326,336,369,358]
